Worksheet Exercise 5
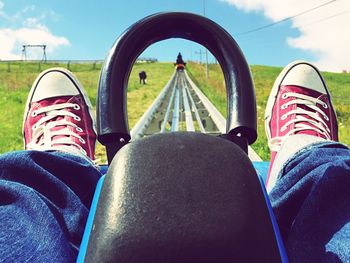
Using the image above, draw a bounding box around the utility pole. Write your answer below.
[202,0,206,16]
[195,49,205,64]
[203,0,209,80]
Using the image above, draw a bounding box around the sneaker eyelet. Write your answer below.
[281,104,287,110]
[73,104,80,110]
[281,93,288,99]
[76,127,83,132]
[79,138,86,144]
[280,126,286,132]
[324,115,329,121]
[74,116,81,121]
[31,111,38,117]
[32,124,37,130]
[323,103,328,109]
[281,114,287,120]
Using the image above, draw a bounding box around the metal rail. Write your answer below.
[171,85,180,132]
[184,70,225,132]
[182,77,195,132]
[184,82,205,133]
[160,80,177,133]
[130,71,176,139]
[130,70,262,161]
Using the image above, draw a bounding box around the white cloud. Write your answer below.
[0,27,69,60]
[222,0,350,72]
[0,1,69,60]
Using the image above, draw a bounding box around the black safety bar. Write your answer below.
[97,12,257,162]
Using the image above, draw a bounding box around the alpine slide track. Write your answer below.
[130,70,262,162]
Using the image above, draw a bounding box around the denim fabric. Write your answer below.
[0,150,101,263]
[267,134,326,192]
[1,144,350,262]
[270,142,350,262]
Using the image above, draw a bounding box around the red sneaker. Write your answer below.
[23,68,96,161]
[265,61,338,189]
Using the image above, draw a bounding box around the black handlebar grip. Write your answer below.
[97,12,257,162]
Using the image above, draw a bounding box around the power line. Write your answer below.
[236,8,350,48]
[299,9,350,29]
[236,0,337,36]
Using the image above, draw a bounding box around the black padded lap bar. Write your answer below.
[85,133,282,262]
[97,12,257,162]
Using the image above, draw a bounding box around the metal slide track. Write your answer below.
[130,70,262,161]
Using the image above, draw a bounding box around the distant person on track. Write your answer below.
[176,52,184,65]
[0,61,349,262]
[175,52,186,71]
[139,70,147,84]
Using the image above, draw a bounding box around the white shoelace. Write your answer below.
[27,103,87,155]
[269,92,331,151]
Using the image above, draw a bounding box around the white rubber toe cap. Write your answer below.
[281,62,327,94]
[32,69,79,102]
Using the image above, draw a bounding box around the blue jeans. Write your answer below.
[1,143,350,262]
[270,141,350,262]
[0,150,101,263]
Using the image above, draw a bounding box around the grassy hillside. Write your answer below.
[1,61,349,162]
[0,61,174,163]
[186,62,350,160]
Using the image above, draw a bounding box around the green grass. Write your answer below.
[186,62,350,160]
[187,63,227,117]
[187,63,350,160]
[2,60,350,162]
[127,63,175,128]
[0,61,174,163]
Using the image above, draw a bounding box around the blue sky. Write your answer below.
[0,0,349,71]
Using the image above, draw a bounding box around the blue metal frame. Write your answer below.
[257,169,289,262]
[253,161,270,182]
[77,174,106,262]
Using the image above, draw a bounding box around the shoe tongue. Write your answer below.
[38,95,73,106]
[290,85,325,98]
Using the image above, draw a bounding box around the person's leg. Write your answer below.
[265,61,350,262]
[0,68,101,262]
[0,151,101,262]
[269,141,350,262]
